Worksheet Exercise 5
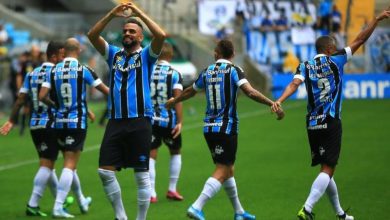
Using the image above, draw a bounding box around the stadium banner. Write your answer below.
[198,0,237,35]
[272,74,390,99]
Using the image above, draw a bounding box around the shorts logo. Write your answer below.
[165,138,173,145]
[65,136,75,145]
[319,146,325,156]
[215,145,224,155]
[139,155,147,162]
[151,135,155,142]
[40,142,48,152]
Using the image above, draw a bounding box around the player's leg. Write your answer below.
[26,129,58,217]
[53,150,80,218]
[72,169,92,213]
[26,158,54,217]
[149,128,162,203]
[129,119,152,220]
[166,132,183,200]
[327,177,354,219]
[98,120,128,220]
[98,167,127,220]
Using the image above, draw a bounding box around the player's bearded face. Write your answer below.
[122,23,142,49]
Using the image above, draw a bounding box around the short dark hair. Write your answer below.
[315,36,336,53]
[215,39,234,59]
[46,41,64,58]
[124,17,144,30]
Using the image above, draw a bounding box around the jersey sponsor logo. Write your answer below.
[54,73,79,80]
[153,116,169,122]
[54,66,82,73]
[56,118,79,123]
[307,123,328,130]
[207,68,230,75]
[206,77,223,83]
[204,122,223,127]
[113,60,141,72]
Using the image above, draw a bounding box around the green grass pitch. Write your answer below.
[0,96,389,219]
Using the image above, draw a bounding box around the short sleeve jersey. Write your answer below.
[294,47,352,126]
[20,62,55,129]
[151,60,183,128]
[193,59,248,135]
[104,42,159,119]
[42,57,102,129]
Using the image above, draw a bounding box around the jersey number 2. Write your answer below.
[317,78,330,102]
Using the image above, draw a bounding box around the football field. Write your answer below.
[0,96,389,220]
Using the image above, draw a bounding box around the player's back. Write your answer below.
[295,47,351,121]
[194,60,246,134]
[50,57,97,129]
[150,61,182,128]
[23,63,55,129]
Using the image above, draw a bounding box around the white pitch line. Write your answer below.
[0,102,303,172]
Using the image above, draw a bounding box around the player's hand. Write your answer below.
[165,98,176,110]
[271,101,282,113]
[127,2,144,17]
[171,123,182,139]
[88,110,96,123]
[275,109,285,120]
[0,121,14,135]
[110,3,132,18]
[376,7,390,21]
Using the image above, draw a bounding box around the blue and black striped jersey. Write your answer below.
[104,42,159,119]
[294,47,352,126]
[193,59,248,135]
[151,60,183,128]
[42,57,102,129]
[20,62,55,130]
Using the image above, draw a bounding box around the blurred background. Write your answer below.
[0,0,389,116]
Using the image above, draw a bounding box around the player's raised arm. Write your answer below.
[349,7,390,54]
[87,3,132,55]
[127,2,166,55]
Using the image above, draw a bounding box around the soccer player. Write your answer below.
[271,8,390,220]
[149,42,184,203]
[166,39,284,220]
[87,2,165,220]
[0,41,64,217]
[39,38,109,218]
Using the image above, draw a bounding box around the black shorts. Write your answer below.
[151,125,182,150]
[99,118,152,171]
[30,129,59,161]
[56,129,86,152]
[204,132,237,165]
[307,116,342,167]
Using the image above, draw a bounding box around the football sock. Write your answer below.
[98,168,127,220]
[149,158,157,197]
[326,177,344,215]
[72,170,86,204]
[223,177,245,214]
[28,166,51,207]
[304,172,331,213]
[134,171,151,220]
[54,168,73,210]
[192,177,222,210]
[169,154,181,192]
[49,169,58,198]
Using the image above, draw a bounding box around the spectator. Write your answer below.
[0,23,8,56]
[318,0,333,34]
[331,4,342,33]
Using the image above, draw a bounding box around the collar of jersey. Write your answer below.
[314,54,327,59]
[122,47,142,56]
[64,57,78,62]
[157,60,170,65]
[42,62,54,66]
[216,59,232,64]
